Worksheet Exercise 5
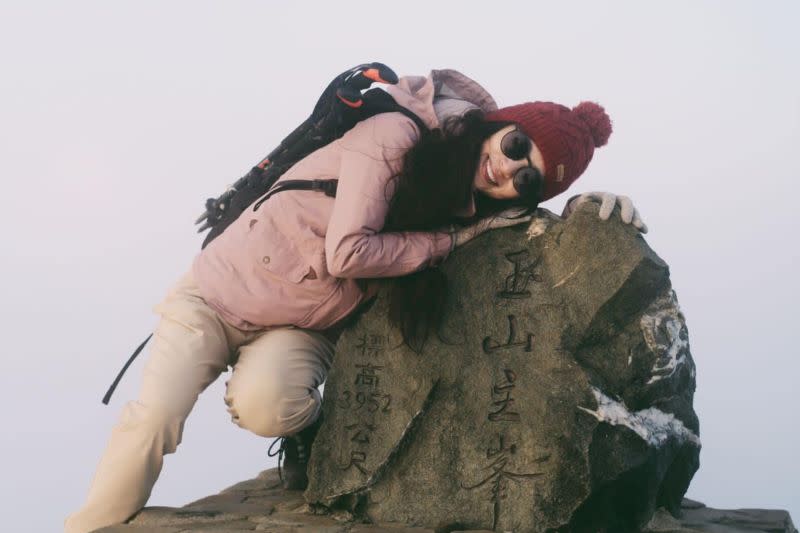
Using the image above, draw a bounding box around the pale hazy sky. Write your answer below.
[1,2,798,531]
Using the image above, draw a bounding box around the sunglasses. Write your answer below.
[500,127,544,201]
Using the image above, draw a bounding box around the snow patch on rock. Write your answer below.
[579,387,701,447]
[526,216,551,239]
[640,290,690,385]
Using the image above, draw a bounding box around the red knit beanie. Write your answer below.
[485,101,612,201]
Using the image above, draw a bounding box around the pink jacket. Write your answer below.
[191,69,498,332]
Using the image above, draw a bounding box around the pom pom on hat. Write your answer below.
[486,100,613,201]
[572,101,612,147]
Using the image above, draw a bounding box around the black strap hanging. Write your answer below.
[101,333,152,404]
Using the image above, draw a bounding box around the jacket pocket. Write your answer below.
[246,216,311,284]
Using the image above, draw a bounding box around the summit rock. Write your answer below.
[306,203,700,532]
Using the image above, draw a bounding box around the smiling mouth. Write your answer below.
[484,157,499,186]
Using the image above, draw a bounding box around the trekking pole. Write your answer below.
[193,115,316,234]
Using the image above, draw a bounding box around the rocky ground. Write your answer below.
[94,468,796,533]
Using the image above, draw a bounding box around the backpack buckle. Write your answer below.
[311,179,338,197]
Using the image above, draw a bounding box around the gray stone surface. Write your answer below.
[306,204,700,532]
[128,507,248,527]
[94,527,184,533]
[643,501,798,533]
[94,468,795,532]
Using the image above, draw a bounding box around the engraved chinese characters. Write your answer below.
[336,335,392,476]
[488,368,520,422]
[462,251,550,531]
[462,434,550,531]
[483,315,533,354]
[497,250,540,299]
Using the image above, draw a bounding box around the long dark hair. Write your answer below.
[383,109,522,352]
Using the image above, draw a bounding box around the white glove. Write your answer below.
[562,192,648,233]
[451,206,533,249]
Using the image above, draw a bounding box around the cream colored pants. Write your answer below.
[64,270,334,533]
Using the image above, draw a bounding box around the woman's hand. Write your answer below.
[451,206,534,250]
[562,192,648,233]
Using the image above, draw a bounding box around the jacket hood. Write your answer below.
[385,69,498,130]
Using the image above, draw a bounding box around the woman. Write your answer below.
[65,69,645,533]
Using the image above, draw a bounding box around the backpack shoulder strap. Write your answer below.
[252,179,338,212]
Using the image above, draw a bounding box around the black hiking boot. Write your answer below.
[267,415,323,490]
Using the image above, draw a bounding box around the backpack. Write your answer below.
[103,62,429,404]
[197,62,429,249]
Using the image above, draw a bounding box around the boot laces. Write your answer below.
[267,436,287,483]
[267,435,308,483]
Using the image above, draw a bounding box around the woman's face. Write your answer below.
[472,124,546,200]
